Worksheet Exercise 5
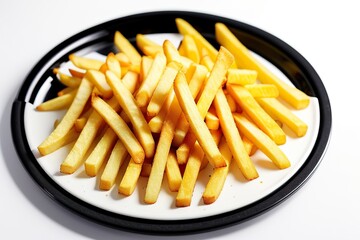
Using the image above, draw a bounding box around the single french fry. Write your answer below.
[69,54,104,70]
[91,96,145,164]
[106,53,122,79]
[86,70,113,99]
[58,72,82,88]
[257,97,308,137]
[227,84,286,145]
[174,72,226,168]
[226,69,257,85]
[225,93,237,112]
[69,68,85,78]
[173,63,208,146]
[115,52,131,67]
[214,88,258,180]
[135,52,167,107]
[139,56,153,82]
[202,137,232,204]
[215,23,309,109]
[205,106,220,130]
[176,18,218,62]
[163,40,193,72]
[200,54,214,71]
[38,77,93,156]
[176,142,204,207]
[140,158,153,177]
[114,31,141,66]
[121,70,140,94]
[242,136,257,156]
[106,71,155,158]
[244,84,279,98]
[36,90,76,111]
[136,33,162,54]
[74,117,87,132]
[176,46,234,163]
[99,140,128,190]
[147,62,181,117]
[165,150,182,192]
[118,158,143,196]
[233,113,291,169]
[144,72,187,204]
[57,87,76,96]
[142,45,163,58]
[84,127,118,177]
[181,35,200,63]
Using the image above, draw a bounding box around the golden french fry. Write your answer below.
[225,93,237,112]
[135,52,167,107]
[227,84,286,145]
[165,150,182,192]
[139,56,153,82]
[57,87,76,96]
[163,40,193,72]
[69,54,104,70]
[69,68,85,78]
[38,77,93,156]
[144,72,186,204]
[257,97,308,137]
[121,70,140,94]
[136,33,162,55]
[176,46,234,163]
[36,90,76,111]
[202,137,232,204]
[84,127,118,177]
[58,72,82,88]
[176,129,222,207]
[215,23,309,109]
[173,63,208,146]
[174,72,226,168]
[114,31,141,66]
[91,96,145,164]
[226,69,257,85]
[86,70,113,99]
[148,90,174,133]
[233,113,291,169]
[244,84,279,98]
[106,53,122,79]
[60,109,105,174]
[214,88,258,180]
[74,117,87,132]
[181,35,200,63]
[118,158,143,196]
[176,142,204,207]
[176,18,218,62]
[205,106,220,130]
[147,62,181,117]
[99,140,128,190]
[200,54,214,71]
[106,70,155,158]
[115,52,131,67]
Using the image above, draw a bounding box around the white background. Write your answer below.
[1,0,359,239]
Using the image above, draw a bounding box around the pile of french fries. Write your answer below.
[36,18,309,207]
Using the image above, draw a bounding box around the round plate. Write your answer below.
[11,11,331,234]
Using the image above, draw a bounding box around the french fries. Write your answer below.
[213,88,258,180]
[215,22,310,110]
[174,73,226,168]
[36,19,311,207]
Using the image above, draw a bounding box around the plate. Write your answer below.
[11,11,331,234]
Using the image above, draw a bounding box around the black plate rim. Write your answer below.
[11,10,332,235]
